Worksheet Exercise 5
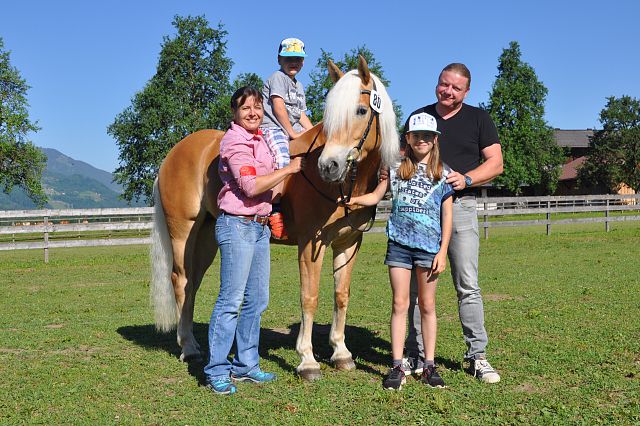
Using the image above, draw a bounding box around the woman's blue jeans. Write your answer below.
[204,213,271,382]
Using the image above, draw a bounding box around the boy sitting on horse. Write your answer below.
[260,37,313,239]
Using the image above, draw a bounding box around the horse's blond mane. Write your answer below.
[323,70,400,167]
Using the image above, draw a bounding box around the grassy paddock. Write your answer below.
[1,223,639,424]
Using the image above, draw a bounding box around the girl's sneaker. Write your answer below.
[382,365,407,390]
[421,365,446,388]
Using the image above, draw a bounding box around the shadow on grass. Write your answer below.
[260,323,391,377]
[117,321,414,383]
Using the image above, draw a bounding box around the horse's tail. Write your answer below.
[150,178,178,332]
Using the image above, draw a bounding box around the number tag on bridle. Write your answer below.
[369,90,383,113]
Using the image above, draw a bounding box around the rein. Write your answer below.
[299,86,381,231]
[298,129,336,204]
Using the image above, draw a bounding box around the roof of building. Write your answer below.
[559,156,587,181]
[553,129,594,148]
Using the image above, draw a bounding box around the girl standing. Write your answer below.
[345,112,453,390]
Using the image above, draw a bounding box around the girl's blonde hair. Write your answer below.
[398,133,443,181]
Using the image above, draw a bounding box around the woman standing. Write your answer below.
[204,87,303,395]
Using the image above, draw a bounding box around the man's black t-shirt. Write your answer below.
[403,103,499,175]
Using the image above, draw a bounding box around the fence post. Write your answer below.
[546,197,551,236]
[44,215,49,263]
[480,188,489,239]
[483,199,489,239]
[605,199,610,232]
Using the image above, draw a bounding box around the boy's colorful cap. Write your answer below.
[408,112,440,134]
[278,38,307,57]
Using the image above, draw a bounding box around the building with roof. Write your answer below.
[553,129,635,196]
[554,129,595,195]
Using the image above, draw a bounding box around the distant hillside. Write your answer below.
[0,148,145,210]
[42,148,123,193]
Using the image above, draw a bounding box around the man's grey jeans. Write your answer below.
[405,195,488,360]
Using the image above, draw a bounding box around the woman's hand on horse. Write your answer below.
[288,156,305,174]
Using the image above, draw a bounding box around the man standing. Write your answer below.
[403,63,503,383]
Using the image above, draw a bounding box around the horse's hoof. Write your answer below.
[180,352,202,363]
[333,357,356,371]
[297,368,322,381]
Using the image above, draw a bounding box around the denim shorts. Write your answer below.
[384,239,434,269]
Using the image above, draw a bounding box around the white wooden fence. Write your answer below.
[374,193,640,238]
[1,194,639,262]
[0,207,153,262]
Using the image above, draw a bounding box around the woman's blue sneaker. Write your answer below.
[231,370,276,383]
[206,378,237,395]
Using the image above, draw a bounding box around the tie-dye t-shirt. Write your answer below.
[386,163,455,254]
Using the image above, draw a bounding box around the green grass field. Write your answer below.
[1,223,639,424]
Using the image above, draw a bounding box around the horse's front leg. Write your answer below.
[329,233,362,371]
[295,240,326,381]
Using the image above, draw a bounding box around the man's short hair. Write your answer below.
[441,63,471,88]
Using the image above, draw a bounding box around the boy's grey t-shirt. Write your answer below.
[261,70,306,132]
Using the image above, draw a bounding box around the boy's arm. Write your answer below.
[344,177,388,207]
[298,111,313,132]
[271,96,301,139]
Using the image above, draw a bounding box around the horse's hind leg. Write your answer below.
[170,234,200,362]
[176,216,217,362]
[329,233,362,371]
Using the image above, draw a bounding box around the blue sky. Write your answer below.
[2,0,639,173]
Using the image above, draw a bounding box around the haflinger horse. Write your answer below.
[150,56,399,380]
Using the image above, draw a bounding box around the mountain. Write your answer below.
[42,148,123,193]
[0,148,146,210]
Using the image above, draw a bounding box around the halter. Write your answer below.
[338,87,380,205]
[300,81,381,231]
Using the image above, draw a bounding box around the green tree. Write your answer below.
[306,46,403,128]
[232,72,263,92]
[108,16,233,203]
[578,96,640,192]
[484,41,565,194]
[0,37,47,206]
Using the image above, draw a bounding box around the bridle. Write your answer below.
[299,82,381,231]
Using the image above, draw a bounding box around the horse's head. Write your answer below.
[317,56,399,183]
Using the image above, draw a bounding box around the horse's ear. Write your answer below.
[327,60,344,83]
[357,55,371,85]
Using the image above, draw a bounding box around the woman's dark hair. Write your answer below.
[230,86,263,111]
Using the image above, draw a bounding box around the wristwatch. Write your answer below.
[464,175,473,187]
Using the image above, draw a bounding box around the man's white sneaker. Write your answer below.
[401,356,424,376]
[473,358,500,383]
